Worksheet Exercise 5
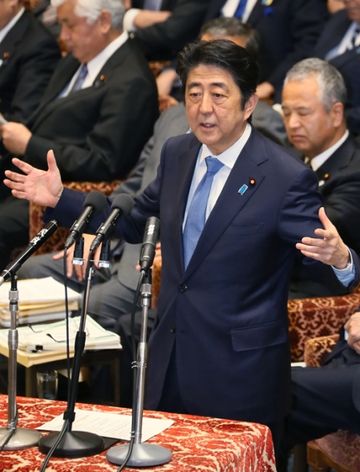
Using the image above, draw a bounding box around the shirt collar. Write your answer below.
[310,130,349,171]
[199,123,252,170]
[0,7,25,44]
[85,31,128,85]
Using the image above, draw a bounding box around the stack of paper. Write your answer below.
[0,277,81,327]
[0,316,121,367]
[0,316,121,353]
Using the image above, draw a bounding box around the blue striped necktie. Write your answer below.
[69,63,88,93]
[183,157,223,268]
[234,0,248,18]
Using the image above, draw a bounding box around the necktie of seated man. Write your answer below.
[183,157,224,268]
[69,63,88,93]
[234,0,248,19]
[346,27,360,52]
[143,0,162,10]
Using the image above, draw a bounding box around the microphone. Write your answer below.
[140,216,160,272]
[0,220,58,286]
[89,194,134,254]
[64,191,108,249]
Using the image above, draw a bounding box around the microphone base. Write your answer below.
[38,430,104,458]
[0,427,41,450]
[107,442,172,467]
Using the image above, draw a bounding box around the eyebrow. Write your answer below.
[187,81,228,90]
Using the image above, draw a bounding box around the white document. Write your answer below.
[38,409,174,441]
[0,277,81,306]
[0,316,121,352]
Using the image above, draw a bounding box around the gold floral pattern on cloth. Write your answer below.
[288,290,360,361]
[0,395,276,471]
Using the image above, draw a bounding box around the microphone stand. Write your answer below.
[0,274,41,450]
[107,268,172,467]
[38,258,104,457]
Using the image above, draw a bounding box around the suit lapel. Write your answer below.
[0,11,29,68]
[316,137,354,189]
[184,130,267,277]
[30,42,130,128]
[168,136,201,273]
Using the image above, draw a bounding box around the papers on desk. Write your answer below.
[0,316,121,352]
[38,409,174,441]
[0,277,81,327]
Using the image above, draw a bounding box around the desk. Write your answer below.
[0,395,276,471]
[0,349,121,404]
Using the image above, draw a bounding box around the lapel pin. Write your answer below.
[238,184,249,195]
[323,172,331,181]
[249,177,256,186]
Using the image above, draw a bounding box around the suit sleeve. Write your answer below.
[6,28,60,123]
[133,0,208,59]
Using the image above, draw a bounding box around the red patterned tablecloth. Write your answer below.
[0,395,276,471]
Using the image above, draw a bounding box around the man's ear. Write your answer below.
[330,101,345,128]
[99,10,112,33]
[244,94,259,119]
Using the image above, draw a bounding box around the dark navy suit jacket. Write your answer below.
[49,128,360,427]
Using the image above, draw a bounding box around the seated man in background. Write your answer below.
[285,310,360,453]
[204,0,329,101]
[314,0,360,135]
[0,0,159,270]
[281,58,360,298]
[0,0,60,123]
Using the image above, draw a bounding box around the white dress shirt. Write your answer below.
[61,32,128,97]
[0,7,25,44]
[183,124,252,227]
[221,0,258,22]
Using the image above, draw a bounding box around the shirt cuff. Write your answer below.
[332,248,355,287]
[123,8,140,32]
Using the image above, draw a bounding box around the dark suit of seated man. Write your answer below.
[204,0,329,102]
[0,0,60,123]
[314,2,360,135]
[281,58,360,298]
[4,40,360,467]
[123,0,208,61]
[0,0,159,270]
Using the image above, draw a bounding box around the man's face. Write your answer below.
[0,0,18,29]
[343,0,360,22]
[185,64,256,155]
[282,75,343,158]
[57,0,105,63]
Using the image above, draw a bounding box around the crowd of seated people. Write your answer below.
[1,0,360,470]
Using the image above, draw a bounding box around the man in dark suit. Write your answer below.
[0,0,60,123]
[281,57,360,298]
[0,0,159,269]
[314,0,360,135]
[5,41,359,464]
[204,0,329,101]
[123,0,208,60]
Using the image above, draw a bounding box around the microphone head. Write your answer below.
[84,190,108,211]
[110,194,134,215]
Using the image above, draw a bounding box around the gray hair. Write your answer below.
[51,0,125,29]
[284,58,347,111]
